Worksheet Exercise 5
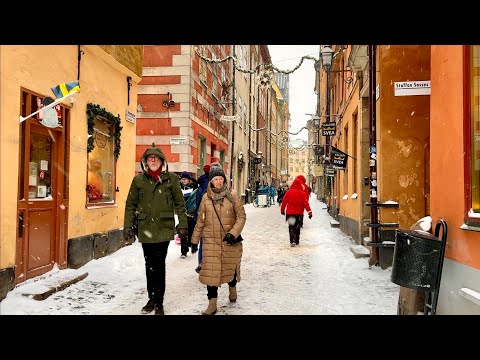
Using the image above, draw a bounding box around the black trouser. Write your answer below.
[181,216,196,255]
[207,271,237,299]
[287,215,302,244]
[142,241,170,304]
[298,214,304,227]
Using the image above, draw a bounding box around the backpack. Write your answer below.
[185,188,198,217]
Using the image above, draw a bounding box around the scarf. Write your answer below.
[147,168,162,181]
[211,182,235,205]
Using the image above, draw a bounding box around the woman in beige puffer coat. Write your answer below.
[191,163,246,315]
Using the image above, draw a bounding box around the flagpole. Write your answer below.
[19,90,79,123]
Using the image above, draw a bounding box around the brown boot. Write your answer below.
[229,286,237,302]
[202,298,217,315]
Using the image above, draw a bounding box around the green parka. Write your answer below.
[124,146,187,243]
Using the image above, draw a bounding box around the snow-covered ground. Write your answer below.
[0,197,399,315]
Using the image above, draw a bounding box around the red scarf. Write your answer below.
[147,168,162,181]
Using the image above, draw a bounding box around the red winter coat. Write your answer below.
[295,175,310,199]
[280,178,312,216]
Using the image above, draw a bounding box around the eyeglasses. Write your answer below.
[147,155,160,161]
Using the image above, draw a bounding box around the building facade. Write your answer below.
[0,45,142,300]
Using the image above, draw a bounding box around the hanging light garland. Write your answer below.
[195,47,319,75]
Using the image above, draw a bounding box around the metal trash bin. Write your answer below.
[391,229,442,292]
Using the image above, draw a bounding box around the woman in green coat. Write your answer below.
[123,144,188,315]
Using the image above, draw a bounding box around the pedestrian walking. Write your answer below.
[295,175,310,228]
[193,164,211,273]
[179,171,198,258]
[123,144,188,315]
[280,176,312,247]
[191,163,246,315]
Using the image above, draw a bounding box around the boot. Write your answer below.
[202,298,217,315]
[229,286,237,302]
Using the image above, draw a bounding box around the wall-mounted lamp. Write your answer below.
[127,76,132,105]
[162,92,175,108]
[320,45,353,84]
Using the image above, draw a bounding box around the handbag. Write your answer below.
[211,199,243,244]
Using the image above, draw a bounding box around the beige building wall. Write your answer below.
[0,45,141,270]
[233,45,251,196]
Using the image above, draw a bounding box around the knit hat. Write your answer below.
[203,164,211,174]
[180,171,190,180]
[209,163,226,182]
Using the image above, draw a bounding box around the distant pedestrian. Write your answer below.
[123,144,188,315]
[192,164,211,273]
[280,177,312,247]
[179,171,198,258]
[191,163,246,315]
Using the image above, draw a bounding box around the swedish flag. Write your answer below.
[50,81,80,99]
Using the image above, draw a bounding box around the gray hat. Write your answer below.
[209,163,226,182]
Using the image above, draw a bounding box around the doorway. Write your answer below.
[16,90,70,283]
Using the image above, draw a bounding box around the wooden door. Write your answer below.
[16,91,69,283]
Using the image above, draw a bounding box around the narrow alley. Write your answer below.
[0,198,399,315]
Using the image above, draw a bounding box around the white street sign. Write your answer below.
[394,81,431,96]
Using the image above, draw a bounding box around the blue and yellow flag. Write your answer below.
[50,81,80,99]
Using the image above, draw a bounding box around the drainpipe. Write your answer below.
[230,45,236,189]
[368,45,380,267]
[247,47,253,201]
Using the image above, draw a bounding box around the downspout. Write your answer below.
[247,47,253,201]
[266,88,271,184]
[230,45,236,189]
[368,45,380,267]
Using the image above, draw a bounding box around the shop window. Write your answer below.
[87,117,115,205]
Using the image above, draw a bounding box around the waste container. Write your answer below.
[391,229,442,292]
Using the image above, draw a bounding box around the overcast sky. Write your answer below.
[268,45,320,141]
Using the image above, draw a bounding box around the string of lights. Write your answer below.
[195,48,319,75]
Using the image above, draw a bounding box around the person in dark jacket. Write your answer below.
[179,171,198,258]
[280,177,312,246]
[192,164,210,273]
[123,144,188,315]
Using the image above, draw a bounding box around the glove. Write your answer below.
[123,227,135,241]
[191,243,198,253]
[223,233,236,245]
[308,212,312,219]
[177,228,188,238]
[281,212,285,216]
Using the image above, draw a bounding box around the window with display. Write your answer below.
[87,117,115,205]
[86,103,121,206]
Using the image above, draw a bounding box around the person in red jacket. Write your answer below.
[280,177,312,246]
[295,175,310,228]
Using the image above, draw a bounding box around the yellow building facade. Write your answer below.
[0,45,142,300]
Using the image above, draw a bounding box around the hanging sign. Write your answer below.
[326,167,336,177]
[322,122,336,136]
[331,147,348,170]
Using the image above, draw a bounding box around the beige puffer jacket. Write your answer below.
[191,184,246,287]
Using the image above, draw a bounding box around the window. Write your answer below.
[199,57,207,85]
[87,117,115,205]
[212,53,218,99]
[344,125,348,194]
[198,136,206,171]
[220,149,225,166]
[353,113,358,194]
[468,46,480,219]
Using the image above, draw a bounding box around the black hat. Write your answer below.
[209,163,226,182]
